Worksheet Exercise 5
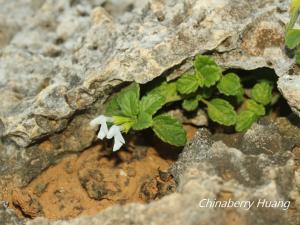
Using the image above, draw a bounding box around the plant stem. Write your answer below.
[198,96,209,105]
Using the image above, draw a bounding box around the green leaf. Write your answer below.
[132,112,153,130]
[105,95,123,116]
[288,0,300,29]
[176,72,199,94]
[207,98,237,126]
[148,81,180,103]
[236,87,245,103]
[194,55,217,71]
[217,73,242,96]
[182,98,199,111]
[291,0,300,14]
[296,49,300,65]
[152,115,187,146]
[285,29,300,49]
[245,99,265,116]
[140,93,165,116]
[117,83,140,117]
[251,81,273,105]
[235,110,257,132]
[198,65,222,87]
[112,116,135,133]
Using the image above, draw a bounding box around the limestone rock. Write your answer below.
[0,201,23,225]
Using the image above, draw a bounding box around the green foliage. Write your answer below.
[105,95,123,116]
[244,99,265,116]
[296,49,300,65]
[217,73,242,96]
[289,0,300,29]
[182,98,198,111]
[235,111,257,132]
[104,54,277,147]
[105,81,185,146]
[251,81,273,106]
[152,115,187,146]
[140,93,165,115]
[198,65,222,87]
[148,81,180,103]
[132,112,152,130]
[207,98,237,126]
[116,83,140,117]
[112,116,135,133]
[194,55,222,87]
[285,0,300,64]
[194,55,217,69]
[176,72,199,94]
[285,29,300,49]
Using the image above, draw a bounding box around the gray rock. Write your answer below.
[212,116,300,155]
[0,201,24,225]
[278,75,300,117]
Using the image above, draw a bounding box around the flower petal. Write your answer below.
[107,125,120,139]
[97,122,108,139]
[113,139,123,152]
[115,132,125,144]
[89,115,106,127]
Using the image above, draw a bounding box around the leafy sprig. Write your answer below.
[285,0,300,64]
[103,55,276,147]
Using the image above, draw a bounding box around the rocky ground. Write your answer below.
[0,0,299,224]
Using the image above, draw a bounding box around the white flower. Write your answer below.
[89,115,112,140]
[107,125,125,152]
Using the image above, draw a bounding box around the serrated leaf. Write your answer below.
[194,55,217,71]
[105,94,123,116]
[198,65,222,87]
[251,81,273,105]
[132,112,153,130]
[140,93,165,116]
[182,98,199,111]
[152,115,186,146]
[235,110,257,132]
[117,83,140,117]
[245,99,265,116]
[176,72,199,94]
[148,81,180,103]
[285,29,300,49]
[217,73,242,96]
[207,98,237,126]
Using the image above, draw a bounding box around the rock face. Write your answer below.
[0,202,23,225]
[0,0,300,224]
[25,117,300,225]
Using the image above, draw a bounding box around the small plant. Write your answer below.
[91,55,276,151]
[285,0,300,64]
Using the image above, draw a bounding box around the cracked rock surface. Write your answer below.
[0,0,300,224]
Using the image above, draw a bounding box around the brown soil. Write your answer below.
[4,146,174,219]
[2,125,197,220]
